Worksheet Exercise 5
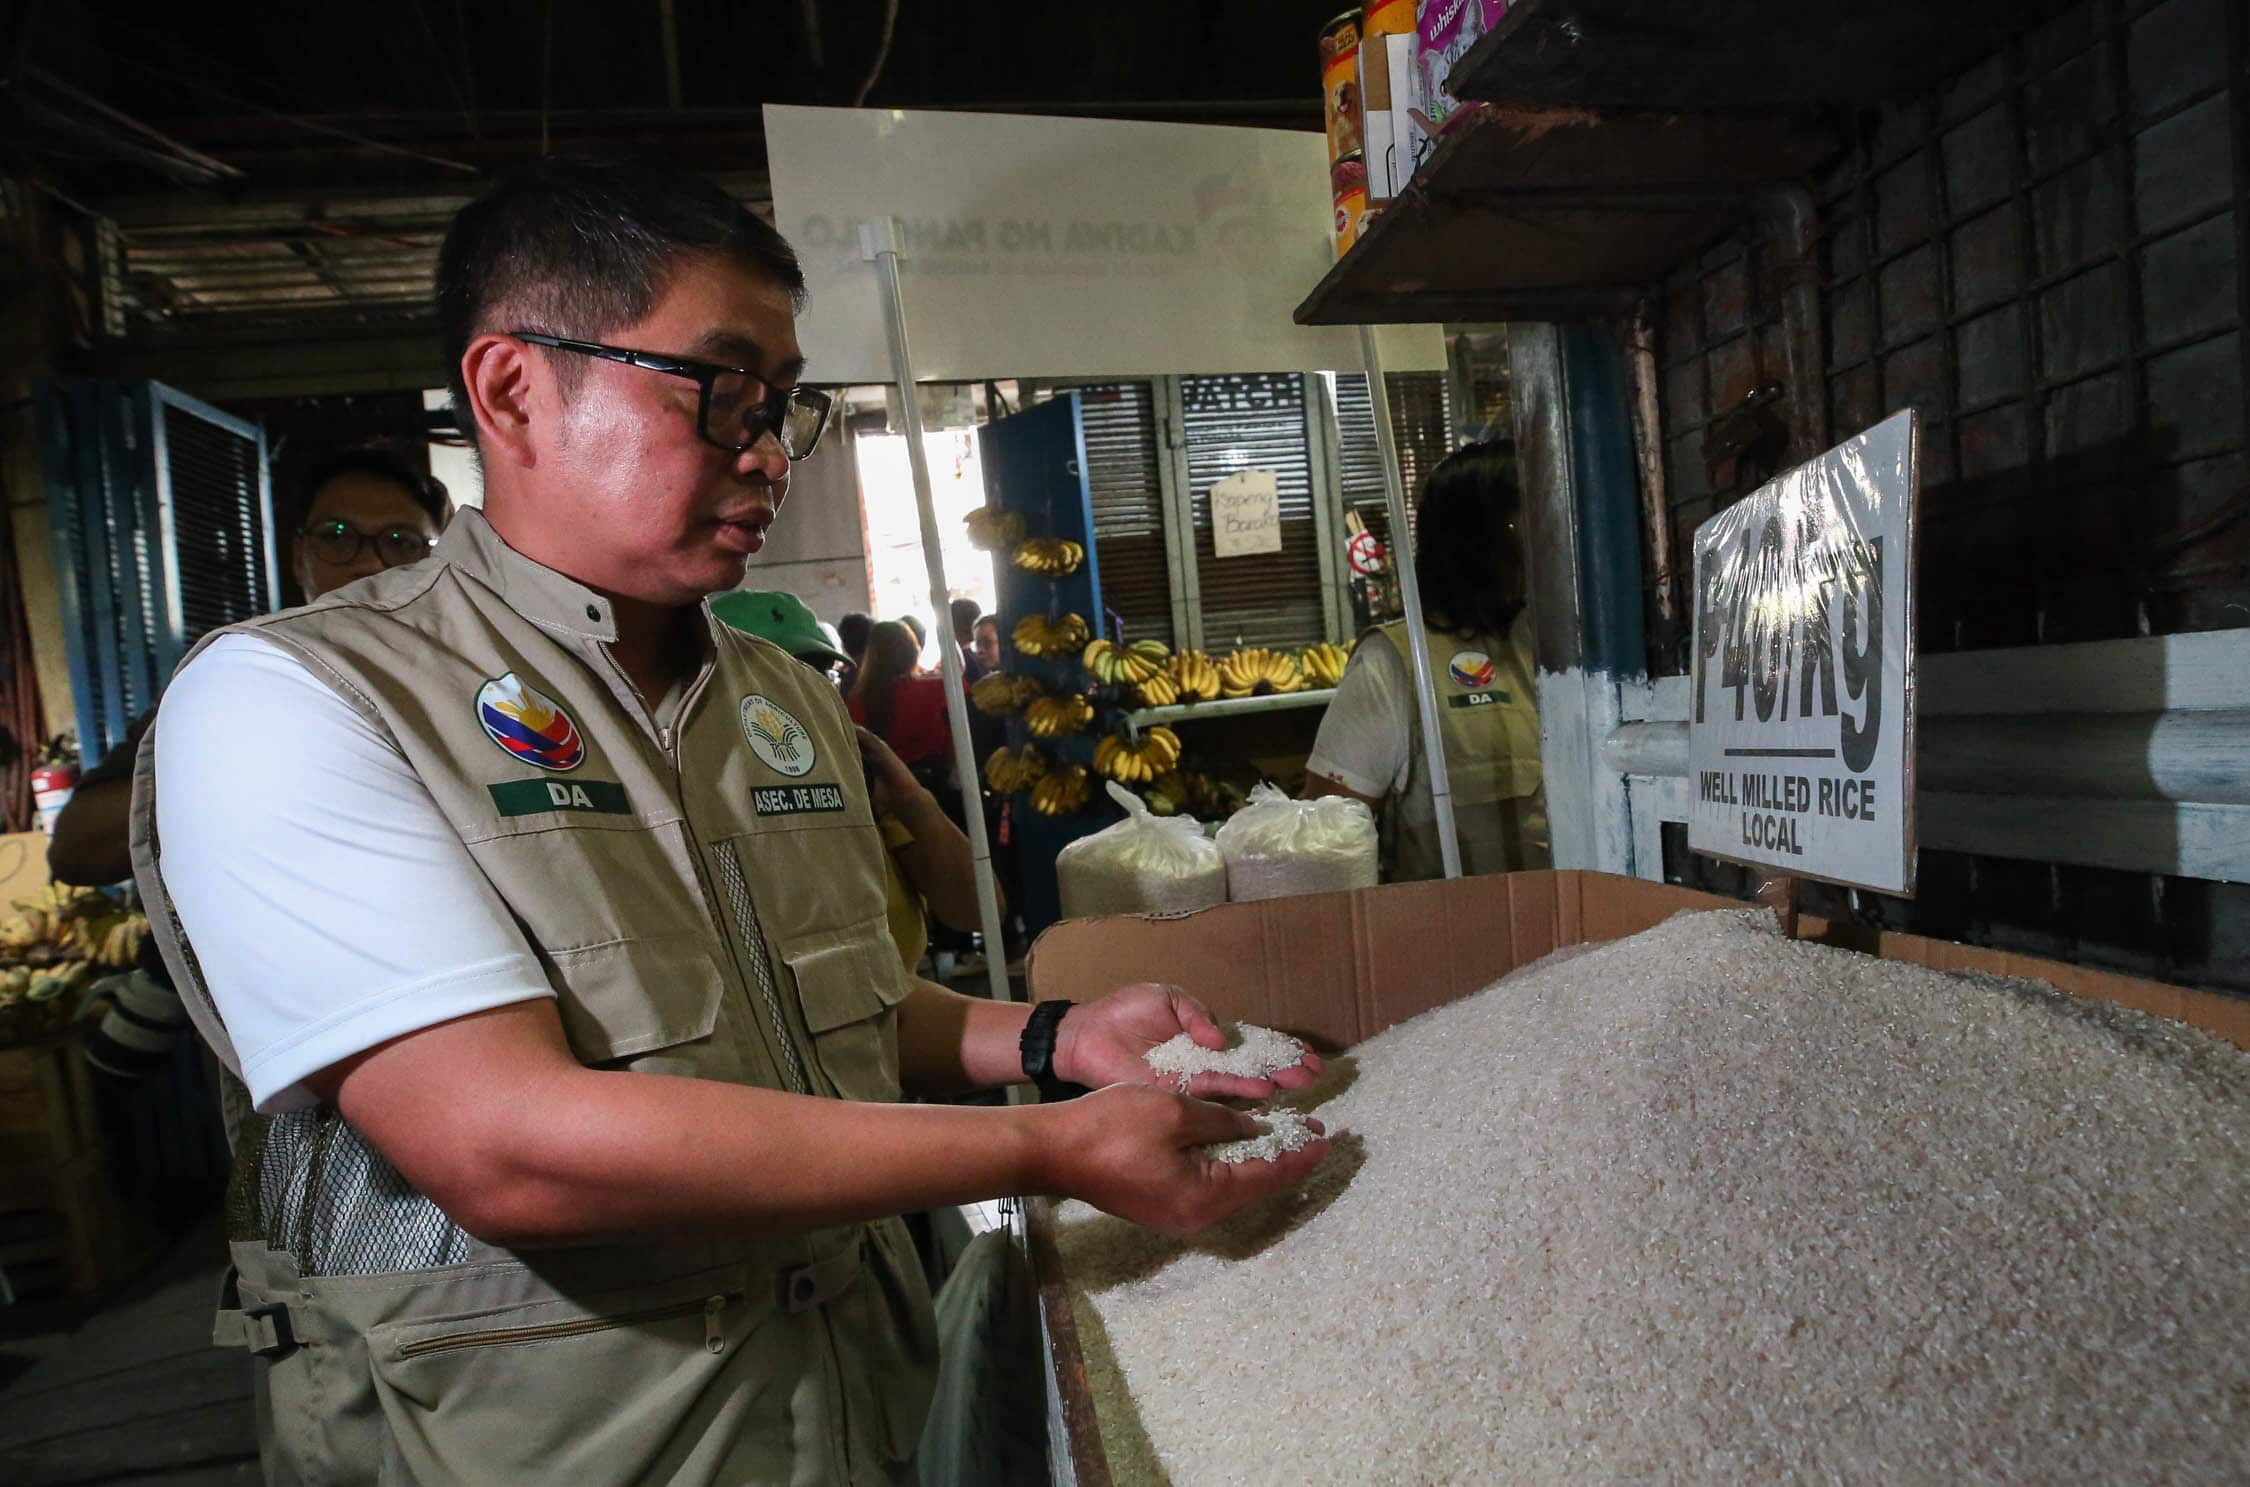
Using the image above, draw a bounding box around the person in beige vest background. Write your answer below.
[1306,440,1549,881]
[131,157,1326,1487]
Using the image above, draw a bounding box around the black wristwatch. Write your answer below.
[1019,999,1090,1102]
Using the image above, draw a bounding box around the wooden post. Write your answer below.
[1756,872,1800,940]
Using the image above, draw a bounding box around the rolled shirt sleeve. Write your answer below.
[153,634,555,1112]
[1305,635,1415,801]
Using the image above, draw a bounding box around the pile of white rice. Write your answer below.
[1144,1023,1310,1088]
[1052,909,2250,1485]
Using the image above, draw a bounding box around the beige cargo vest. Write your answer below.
[130,509,934,1487]
[1374,610,1549,882]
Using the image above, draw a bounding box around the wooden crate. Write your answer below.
[0,1150,129,1313]
[0,1033,100,1170]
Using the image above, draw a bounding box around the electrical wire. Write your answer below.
[850,0,898,108]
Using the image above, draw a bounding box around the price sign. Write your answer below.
[1211,469,1283,558]
[1687,409,1919,896]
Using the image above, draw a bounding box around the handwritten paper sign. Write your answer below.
[1211,470,1283,558]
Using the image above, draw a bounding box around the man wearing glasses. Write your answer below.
[133,157,1325,1485]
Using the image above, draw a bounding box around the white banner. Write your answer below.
[764,105,1444,384]
[1687,410,1919,896]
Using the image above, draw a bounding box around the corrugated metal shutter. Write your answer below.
[1182,372,1322,651]
[1335,370,1455,555]
[38,380,273,765]
[159,398,271,650]
[1074,381,1173,646]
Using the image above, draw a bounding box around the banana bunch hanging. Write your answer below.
[984,744,1050,794]
[1299,641,1353,690]
[964,506,1027,552]
[1025,692,1096,739]
[1011,537,1084,577]
[1012,612,1091,658]
[1218,647,1305,698]
[1145,767,1227,820]
[1092,726,1182,785]
[1030,764,1092,817]
[1081,638,1170,687]
[970,672,1045,717]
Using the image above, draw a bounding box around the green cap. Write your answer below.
[710,590,849,666]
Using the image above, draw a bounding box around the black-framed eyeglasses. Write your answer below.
[300,520,435,568]
[512,332,833,460]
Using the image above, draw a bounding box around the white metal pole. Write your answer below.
[1360,323,1462,878]
[861,219,1014,1003]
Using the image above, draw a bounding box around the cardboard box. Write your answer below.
[0,832,52,913]
[1361,30,1422,203]
[1027,869,2250,1053]
[1025,869,2250,1486]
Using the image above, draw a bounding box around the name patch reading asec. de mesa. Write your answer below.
[753,782,847,817]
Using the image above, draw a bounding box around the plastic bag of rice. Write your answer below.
[1058,782,1228,919]
[1215,784,1377,903]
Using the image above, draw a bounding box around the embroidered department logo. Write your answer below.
[476,673,585,771]
[740,694,816,778]
[1448,650,1496,689]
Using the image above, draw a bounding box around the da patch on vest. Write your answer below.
[1447,650,1497,689]
[752,782,847,817]
[475,672,586,771]
[1448,689,1512,710]
[488,778,631,816]
[740,694,817,777]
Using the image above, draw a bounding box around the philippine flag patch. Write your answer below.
[476,672,586,771]
[1448,650,1497,690]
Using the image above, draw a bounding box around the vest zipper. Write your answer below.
[632,650,813,1096]
[394,1291,740,1360]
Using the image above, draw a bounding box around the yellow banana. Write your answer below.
[964,507,1027,552]
[1031,765,1090,816]
[971,673,1023,716]
[1010,538,1085,576]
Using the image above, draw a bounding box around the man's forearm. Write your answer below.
[410,1060,1048,1247]
[895,979,1037,1095]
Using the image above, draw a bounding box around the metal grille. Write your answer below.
[40,382,164,759]
[1334,370,1455,554]
[1180,373,1324,650]
[1075,382,1174,646]
[715,840,810,1095]
[1652,0,2250,991]
[160,402,271,649]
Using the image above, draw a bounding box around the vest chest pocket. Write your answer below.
[777,919,910,1105]
[547,934,727,1076]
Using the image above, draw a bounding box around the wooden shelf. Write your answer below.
[1294,106,1836,326]
[1296,0,2081,327]
[1448,0,2073,114]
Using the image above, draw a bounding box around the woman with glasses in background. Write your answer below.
[287,446,449,604]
